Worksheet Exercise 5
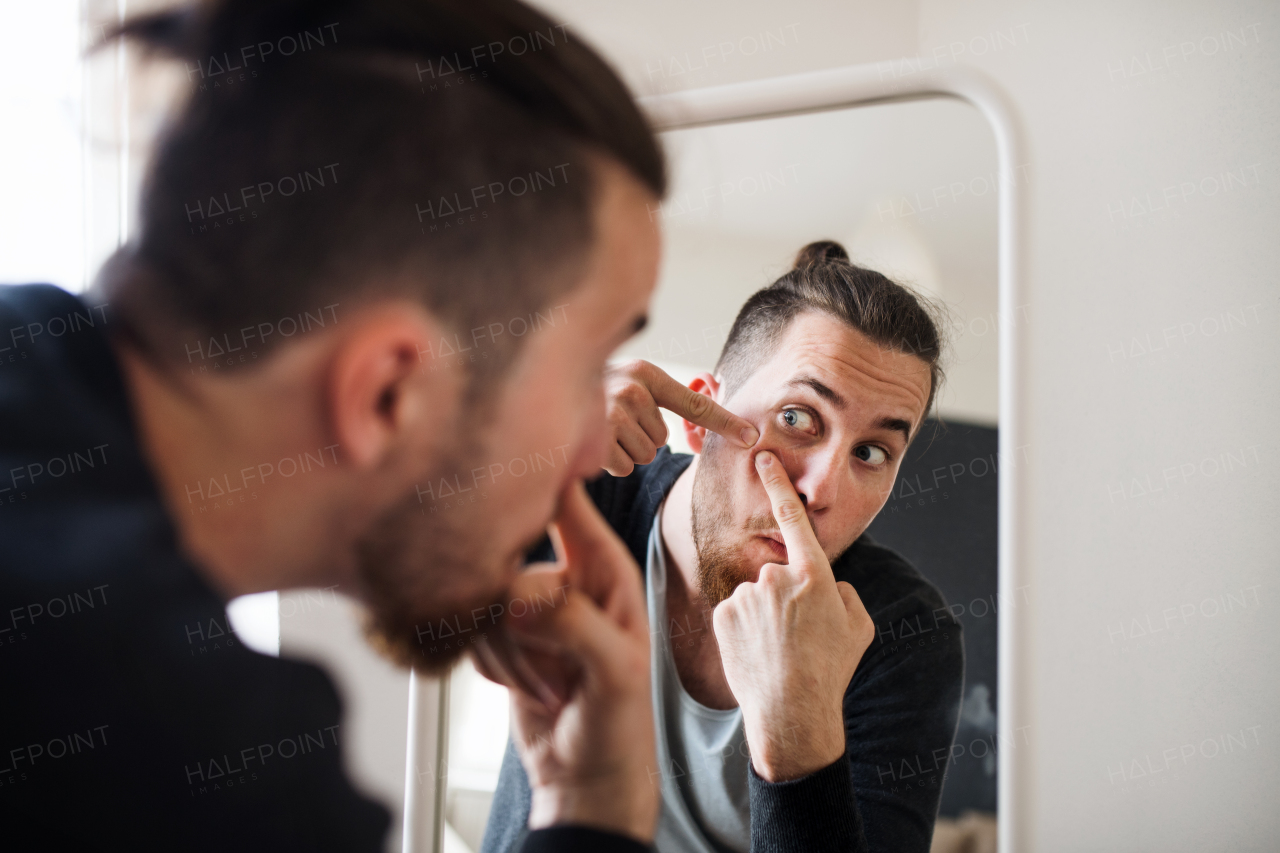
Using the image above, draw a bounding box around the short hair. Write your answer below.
[98,0,665,379]
[715,240,946,426]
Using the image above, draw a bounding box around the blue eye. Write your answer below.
[781,409,815,432]
[855,445,888,465]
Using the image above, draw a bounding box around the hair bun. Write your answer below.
[793,240,849,269]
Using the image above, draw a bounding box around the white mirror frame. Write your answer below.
[639,62,1029,853]
[402,61,1030,853]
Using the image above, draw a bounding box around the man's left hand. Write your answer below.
[472,481,658,842]
[712,450,876,782]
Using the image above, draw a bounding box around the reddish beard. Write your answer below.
[689,437,776,607]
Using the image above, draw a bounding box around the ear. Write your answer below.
[682,372,722,455]
[327,306,460,469]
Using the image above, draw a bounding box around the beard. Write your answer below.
[690,436,853,608]
[355,406,524,675]
[689,435,778,608]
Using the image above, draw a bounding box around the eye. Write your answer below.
[854,445,888,465]
[780,408,816,433]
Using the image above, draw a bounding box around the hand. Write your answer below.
[712,451,876,782]
[602,359,759,476]
[472,481,658,842]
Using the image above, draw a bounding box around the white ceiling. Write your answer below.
[536,0,920,98]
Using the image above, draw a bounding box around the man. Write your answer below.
[0,0,761,849]
[484,241,965,853]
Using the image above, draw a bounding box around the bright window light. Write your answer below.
[0,0,86,291]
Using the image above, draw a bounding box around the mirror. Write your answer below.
[446,95,1005,853]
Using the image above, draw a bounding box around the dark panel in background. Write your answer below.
[866,417,1001,817]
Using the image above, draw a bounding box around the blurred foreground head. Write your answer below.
[102,0,667,670]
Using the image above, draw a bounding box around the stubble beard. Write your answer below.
[689,435,773,609]
[355,408,514,675]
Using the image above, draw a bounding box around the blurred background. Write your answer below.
[3,1,1275,851]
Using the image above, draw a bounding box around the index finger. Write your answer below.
[640,362,759,448]
[549,480,646,632]
[753,451,826,572]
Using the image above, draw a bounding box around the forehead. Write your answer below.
[730,311,932,430]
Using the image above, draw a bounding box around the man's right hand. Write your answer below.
[473,481,658,843]
[713,451,875,782]
[602,359,759,475]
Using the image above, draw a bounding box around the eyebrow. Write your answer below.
[788,376,913,446]
[876,416,914,448]
[788,376,847,409]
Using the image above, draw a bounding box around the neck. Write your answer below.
[114,340,362,600]
[661,456,737,710]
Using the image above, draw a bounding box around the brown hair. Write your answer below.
[98,0,665,379]
[715,240,946,429]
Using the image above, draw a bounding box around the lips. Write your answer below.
[756,533,787,559]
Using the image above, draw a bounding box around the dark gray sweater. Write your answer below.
[482,448,965,853]
[0,283,647,853]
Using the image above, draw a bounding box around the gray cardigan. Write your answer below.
[481,448,965,853]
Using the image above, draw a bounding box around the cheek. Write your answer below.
[846,480,884,519]
[846,455,896,503]
[799,473,877,557]
[543,365,608,479]
[485,358,606,507]
[704,436,766,513]
[501,355,586,450]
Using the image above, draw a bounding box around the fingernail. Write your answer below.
[740,426,760,447]
[755,452,772,468]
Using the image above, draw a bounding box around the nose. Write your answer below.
[568,383,610,479]
[779,444,844,515]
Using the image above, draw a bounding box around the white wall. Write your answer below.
[539,0,1280,849]
[946,3,1278,850]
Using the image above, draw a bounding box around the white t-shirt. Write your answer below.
[646,505,751,853]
